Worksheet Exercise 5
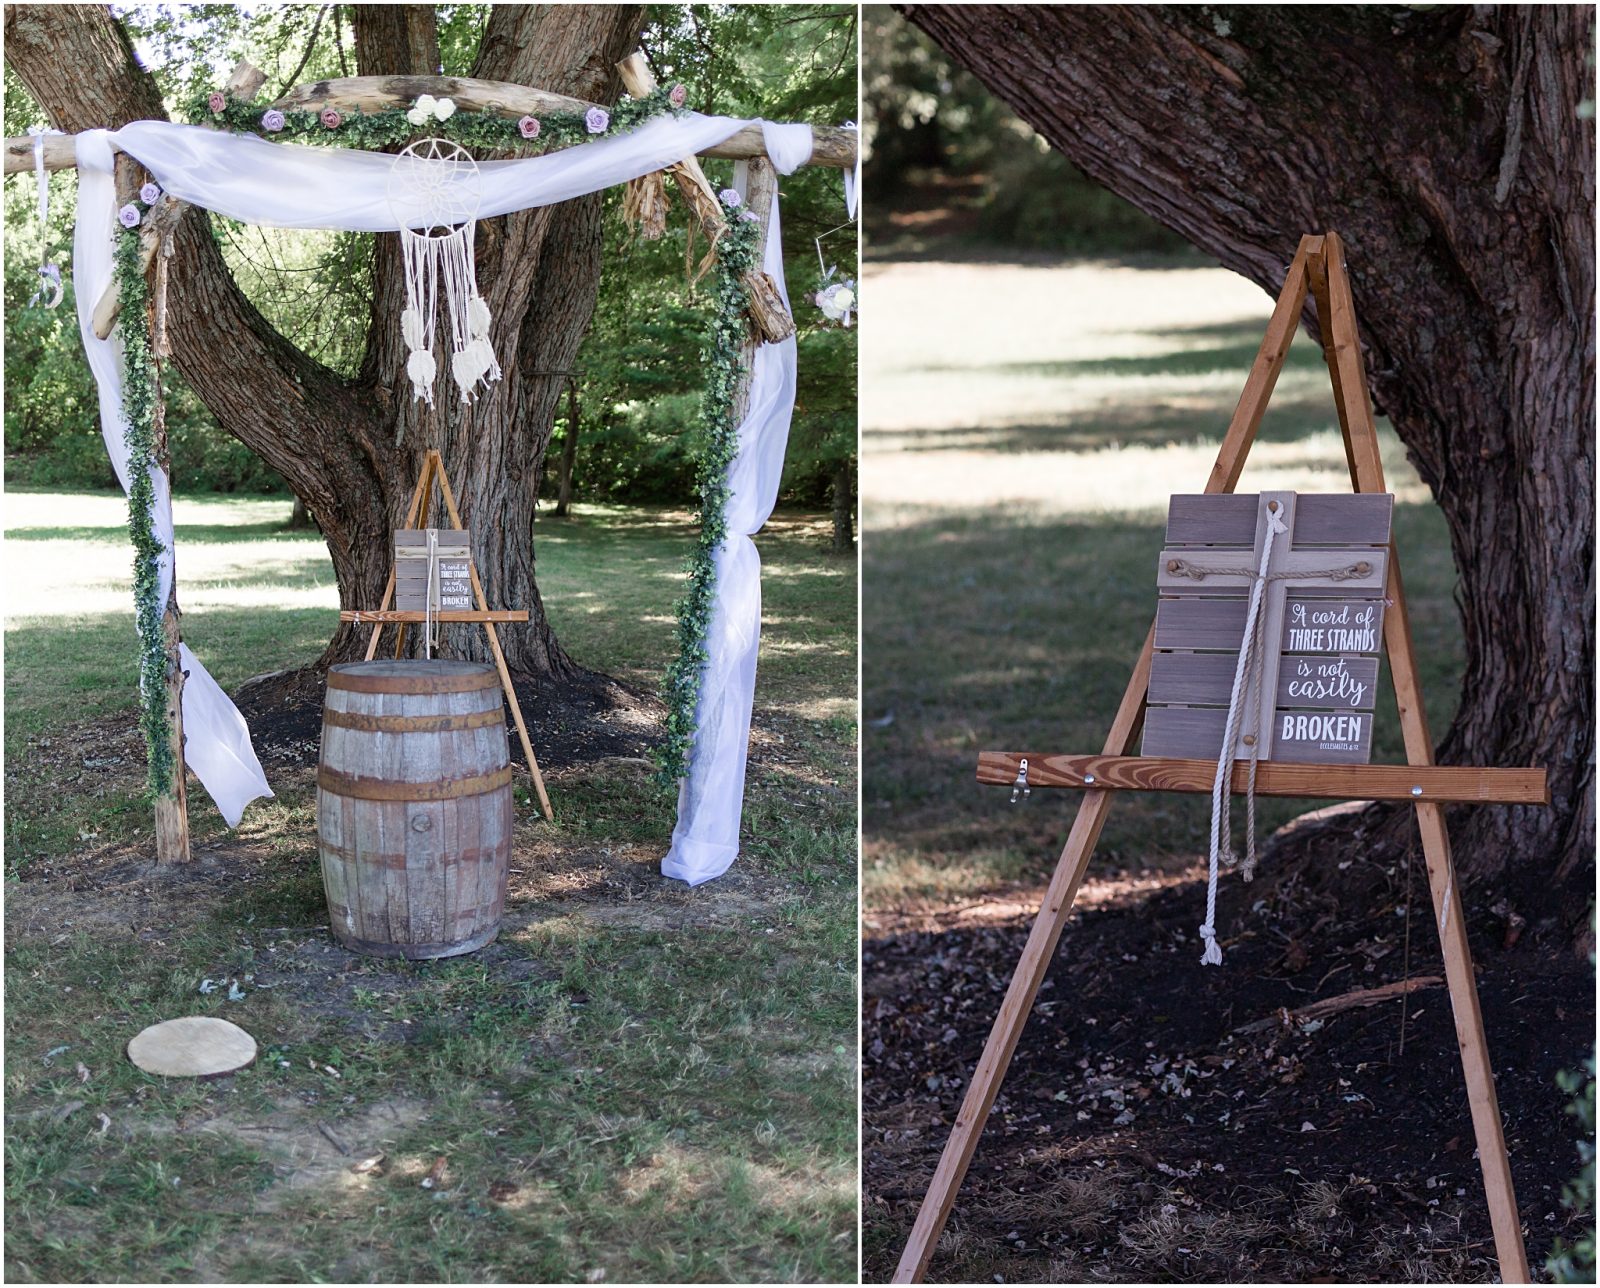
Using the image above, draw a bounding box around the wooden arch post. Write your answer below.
[892,234,1540,1284]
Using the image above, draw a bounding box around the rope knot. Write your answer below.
[1198,924,1223,967]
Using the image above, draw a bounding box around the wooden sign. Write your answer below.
[1141,490,1391,762]
[394,529,474,612]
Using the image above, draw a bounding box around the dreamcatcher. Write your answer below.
[385,137,500,405]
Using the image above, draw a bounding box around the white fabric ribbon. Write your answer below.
[71,113,813,863]
[73,129,274,828]
[840,121,860,219]
[27,125,65,308]
[662,156,799,887]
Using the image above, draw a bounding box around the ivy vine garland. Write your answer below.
[113,188,176,798]
[134,82,747,788]
[657,201,762,785]
[185,84,687,153]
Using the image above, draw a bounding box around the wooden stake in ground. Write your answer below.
[892,234,1536,1284]
[118,152,190,865]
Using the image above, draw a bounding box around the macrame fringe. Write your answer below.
[622,169,670,241]
[400,223,500,406]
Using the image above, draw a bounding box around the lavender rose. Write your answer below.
[118,204,141,229]
[718,188,742,208]
[740,209,760,222]
[261,109,286,133]
[320,108,342,129]
[139,182,161,206]
[518,115,541,140]
[668,83,687,108]
[207,91,226,114]
[584,106,609,134]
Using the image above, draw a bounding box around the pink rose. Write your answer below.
[320,108,342,129]
[518,115,541,140]
[668,83,687,108]
[207,91,226,114]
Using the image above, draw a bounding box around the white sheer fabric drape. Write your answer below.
[662,139,808,886]
[74,129,273,827]
[72,114,813,876]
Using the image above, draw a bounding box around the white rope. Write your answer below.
[1199,504,1287,965]
[424,527,437,660]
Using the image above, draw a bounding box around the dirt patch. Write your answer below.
[863,855,1593,1282]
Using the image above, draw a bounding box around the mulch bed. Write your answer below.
[863,844,1593,1282]
[235,662,661,772]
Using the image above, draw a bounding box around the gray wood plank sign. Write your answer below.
[395,529,475,612]
[1142,491,1391,763]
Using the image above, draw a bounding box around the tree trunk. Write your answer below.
[285,495,316,531]
[554,375,579,517]
[5,2,646,682]
[831,457,855,553]
[902,4,1595,913]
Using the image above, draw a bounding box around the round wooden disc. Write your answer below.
[127,1016,257,1078]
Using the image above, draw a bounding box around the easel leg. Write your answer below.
[895,243,1329,1284]
[366,451,436,662]
[1319,233,1529,1283]
[395,452,439,661]
[893,758,1133,1281]
[429,458,554,822]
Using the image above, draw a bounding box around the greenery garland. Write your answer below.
[655,205,762,785]
[113,191,175,798]
[168,80,754,786]
[185,85,685,153]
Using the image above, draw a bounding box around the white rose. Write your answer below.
[414,94,437,115]
[832,287,855,310]
[434,97,456,121]
[406,106,429,126]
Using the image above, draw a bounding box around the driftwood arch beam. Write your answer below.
[2,65,860,173]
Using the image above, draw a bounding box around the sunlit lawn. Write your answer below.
[861,256,1462,907]
[4,495,859,1283]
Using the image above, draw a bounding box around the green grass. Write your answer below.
[862,259,1464,907]
[4,495,858,1283]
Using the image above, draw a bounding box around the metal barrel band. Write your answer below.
[326,668,498,695]
[322,707,504,733]
[318,840,508,871]
[317,764,512,801]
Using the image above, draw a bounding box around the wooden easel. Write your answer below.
[341,448,553,821]
[893,234,1544,1284]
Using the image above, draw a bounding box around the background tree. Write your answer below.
[898,3,1595,918]
[5,3,858,679]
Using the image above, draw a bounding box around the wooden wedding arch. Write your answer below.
[4,54,857,863]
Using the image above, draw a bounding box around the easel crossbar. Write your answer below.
[976,752,1548,805]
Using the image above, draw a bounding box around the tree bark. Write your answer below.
[902,4,1595,911]
[5,2,646,681]
[831,457,855,553]
[554,375,579,517]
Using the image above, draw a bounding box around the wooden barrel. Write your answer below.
[316,660,513,959]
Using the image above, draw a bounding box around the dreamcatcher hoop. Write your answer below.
[385,137,499,406]
[386,137,482,235]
